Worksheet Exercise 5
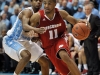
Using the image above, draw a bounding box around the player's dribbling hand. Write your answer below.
[78,19,91,30]
[34,27,46,34]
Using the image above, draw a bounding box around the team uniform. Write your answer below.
[3,7,43,62]
[38,8,71,75]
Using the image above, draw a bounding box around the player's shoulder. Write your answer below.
[22,8,33,14]
[58,9,68,14]
[19,8,32,19]
[32,12,40,18]
[58,9,69,18]
[30,12,40,23]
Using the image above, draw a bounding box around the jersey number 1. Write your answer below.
[49,29,58,39]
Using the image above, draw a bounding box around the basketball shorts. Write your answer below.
[3,36,43,62]
[45,37,71,75]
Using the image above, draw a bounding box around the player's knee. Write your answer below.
[23,54,31,61]
[38,56,49,67]
[21,51,31,61]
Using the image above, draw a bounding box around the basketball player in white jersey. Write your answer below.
[3,0,49,75]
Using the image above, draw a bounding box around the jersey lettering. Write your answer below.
[49,29,58,39]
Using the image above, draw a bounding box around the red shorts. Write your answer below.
[45,38,71,75]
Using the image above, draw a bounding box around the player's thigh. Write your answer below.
[37,55,49,67]
[45,47,70,75]
[56,38,71,59]
[25,42,43,62]
[3,36,26,61]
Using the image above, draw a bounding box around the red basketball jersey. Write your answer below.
[38,8,66,48]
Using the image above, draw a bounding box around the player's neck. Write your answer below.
[32,7,40,13]
[45,10,55,20]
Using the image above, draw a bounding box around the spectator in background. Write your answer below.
[6,0,12,4]
[20,0,30,10]
[62,0,73,16]
[55,0,63,9]
[96,0,100,17]
[83,0,90,6]
[74,40,88,75]
[20,1,24,9]
[2,13,10,31]
[70,0,79,15]
[10,7,19,27]
[0,5,12,20]
[69,31,88,75]
[8,1,15,14]
[12,0,19,10]
[23,0,30,8]
[84,4,100,75]
[78,0,85,5]
[0,29,7,72]
[0,15,7,37]
[0,0,9,11]
[82,0,90,11]
[0,29,11,73]
[90,0,98,9]
[66,0,73,9]
[73,5,85,19]
[89,2,99,17]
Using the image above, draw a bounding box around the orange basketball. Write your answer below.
[72,23,90,40]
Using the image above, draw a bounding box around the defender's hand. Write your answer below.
[28,30,35,38]
[34,27,46,34]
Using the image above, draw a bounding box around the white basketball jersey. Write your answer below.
[7,7,34,40]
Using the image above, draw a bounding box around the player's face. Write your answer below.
[43,0,56,13]
[31,0,42,9]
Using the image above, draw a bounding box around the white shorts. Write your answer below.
[3,36,43,62]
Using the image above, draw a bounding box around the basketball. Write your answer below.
[72,23,90,40]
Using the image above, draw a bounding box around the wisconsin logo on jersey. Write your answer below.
[45,23,61,30]
[59,44,64,48]
[43,18,46,21]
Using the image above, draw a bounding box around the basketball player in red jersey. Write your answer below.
[30,0,87,75]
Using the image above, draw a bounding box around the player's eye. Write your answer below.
[48,2,51,5]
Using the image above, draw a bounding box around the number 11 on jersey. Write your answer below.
[49,29,58,39]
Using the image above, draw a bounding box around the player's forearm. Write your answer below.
[22,25,44,34]
[71,18,79,25]
[23,24,34,31]
[22,15,35,31]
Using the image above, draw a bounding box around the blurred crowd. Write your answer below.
[0,0,100,75]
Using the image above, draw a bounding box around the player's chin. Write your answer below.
[45,10,50,13]
[36,6,41,9]
[36,5,41,9]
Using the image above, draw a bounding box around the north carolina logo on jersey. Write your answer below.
[59,44,64,48]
